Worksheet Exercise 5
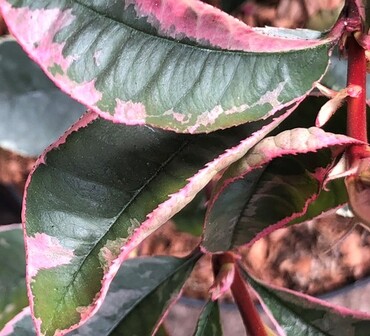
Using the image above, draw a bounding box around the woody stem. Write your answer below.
[231,264,267,336]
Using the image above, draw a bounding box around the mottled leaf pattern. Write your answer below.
[1,255,200,336]
[24,108,292,335]
[0,0,333,132]
[0,38,84,156]
[202,128,360,252]
[0,225,27,330]
[69,255,200,336]
[241,266,370,336]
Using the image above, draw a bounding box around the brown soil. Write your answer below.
[0,148,34,193]
[204,0,343,29]
[0,149,34,224]
[139,216,370,301]
[243,215,370,295]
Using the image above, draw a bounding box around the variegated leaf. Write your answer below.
[69,255,200,336]
[241,266,370,336]
[24,107,292,336]
[1,255,200,336]
[202,128,360,252]
[0,0,334,132]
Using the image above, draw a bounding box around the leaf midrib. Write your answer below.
[41,136,192,332]
[108,254,200,335]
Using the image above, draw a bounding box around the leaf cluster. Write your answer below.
[1,1,370,336]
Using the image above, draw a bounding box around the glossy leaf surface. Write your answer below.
[0,225,27,330]
[202,128,359,252]
[241,266,370,336]
[193,300,222,336]
[0,0,333,132]
[69,255,200,336]
[1,255,199,336]
[0,38,84,156]
[24,108,291,335]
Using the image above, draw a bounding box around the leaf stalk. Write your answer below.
[212,253,268,336]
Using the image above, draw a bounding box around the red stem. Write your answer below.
[231,264,268,336]
[346,34,369,164]
[212,253,267,335]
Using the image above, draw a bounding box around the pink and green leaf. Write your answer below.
[24,108,293,335]
[69,255,200,336]
[0,224,28,331]
[193,300,223,336]
[1,255,200,336]
[241,265,370,336]
[0,0,334,133]
[202,128,361,252]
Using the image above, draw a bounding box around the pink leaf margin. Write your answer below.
[206,128,362,212]
[21,111,98,336]
[70,103,305,334]
[0,260,194,336]
[151,284,188,336]
[0,2,336,133]
[0,307,31,336]
[202,129,362,251]
[127,0,336,52]
[0,4,105,123]
[241,265,370,335]
[21,100,303,335]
